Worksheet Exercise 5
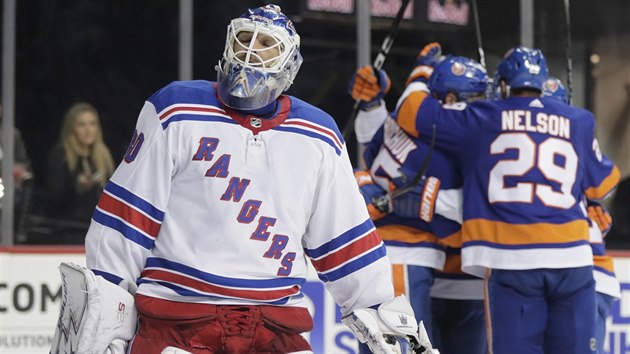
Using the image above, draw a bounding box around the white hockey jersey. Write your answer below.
[85,80,394,315]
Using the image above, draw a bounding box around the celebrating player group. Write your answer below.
[49,3,619,354]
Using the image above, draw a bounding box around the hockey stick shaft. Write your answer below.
[342,0,412,141]
[471,0,486,68]
[564,0,573,105]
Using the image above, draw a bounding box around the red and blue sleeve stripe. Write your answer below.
[92,181,165,249]
[305,219,387,282]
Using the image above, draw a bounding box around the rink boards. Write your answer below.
[0,246,629,354]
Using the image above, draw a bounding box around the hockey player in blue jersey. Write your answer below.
[543,75,621,354]
[351,45,453,346]
[49,5,439,354]
[419,56,489,354]
[352,46,620,354]
[350,47,489,354]
[350,42,448,354]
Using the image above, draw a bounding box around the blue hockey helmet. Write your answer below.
[217,5,303,110]
[495,46,548,92]
[542,76,568,104]
[428,55,490,102]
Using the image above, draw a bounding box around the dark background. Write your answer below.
[5,0,630,247]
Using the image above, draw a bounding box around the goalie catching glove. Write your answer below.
[342,295,439,354]
[50,262,137,354]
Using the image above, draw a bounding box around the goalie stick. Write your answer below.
[342,0,412,141]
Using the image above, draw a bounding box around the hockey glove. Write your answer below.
[349,65,391,110]
[342,296,424,354]
[355,170,391,221]
[406,42,444,85]
[390,175,441,222]
[587,200,613,236]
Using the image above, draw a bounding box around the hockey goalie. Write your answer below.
[50,3,440,354]
[49,262,437,354]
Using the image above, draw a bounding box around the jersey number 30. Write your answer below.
[489,132,577,209]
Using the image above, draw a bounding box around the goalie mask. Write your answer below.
[494,46,548,93]
[428,55,489,102]
[217,4,303,110]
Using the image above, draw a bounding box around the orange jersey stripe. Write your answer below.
[377,224,439,243]
[593,255,615,273]
[397,91,429,138]
[463,219,589,245]
[439,230,463,248]
[585,165,620,200]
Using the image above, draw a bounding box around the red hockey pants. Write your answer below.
[129,295,313,354]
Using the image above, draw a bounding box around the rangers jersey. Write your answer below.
[394,89,620,277]
[85,80,394,314]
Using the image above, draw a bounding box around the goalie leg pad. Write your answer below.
[50,262,137,354]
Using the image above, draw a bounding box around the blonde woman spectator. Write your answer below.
[46,102,114,244]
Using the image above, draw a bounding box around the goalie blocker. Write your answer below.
[50,262,137,354]
[342,295,440,354]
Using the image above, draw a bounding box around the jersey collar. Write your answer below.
[216,85,291,134]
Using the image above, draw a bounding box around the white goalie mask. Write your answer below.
[216,5,303,110]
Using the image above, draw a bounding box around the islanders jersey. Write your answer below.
[394,90,620,277]
[85,80,394,314]
[357,87,479,299]
[359,113,462,270]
